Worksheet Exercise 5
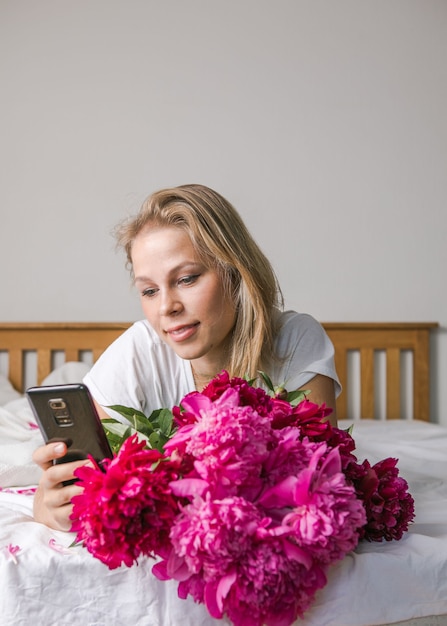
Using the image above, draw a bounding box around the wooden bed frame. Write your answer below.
[323,322,438,421]
[0,323,131,393]
[0,321,438,421]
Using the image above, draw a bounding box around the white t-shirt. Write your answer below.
[83,310,340,418]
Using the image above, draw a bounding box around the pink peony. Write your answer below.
[221,541,327,626]
[159,494,327,626]
[172,370,273,427]
[166,388,275,499]
[168,495,267,581]
[259,444,366,565]
[201,370,274,416]
[71,435,180,568]
[262,427,322,489]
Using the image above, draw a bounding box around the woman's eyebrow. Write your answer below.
[134,262,202,285]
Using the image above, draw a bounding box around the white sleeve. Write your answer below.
[83,322,151,417]
[272,311,341,396]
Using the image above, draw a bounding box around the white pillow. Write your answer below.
[41,361,91,386]
[0,375,22,405]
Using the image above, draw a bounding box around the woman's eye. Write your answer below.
[178,274,200,286]
[141,287,158,298]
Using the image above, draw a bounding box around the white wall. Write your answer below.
[1,1,446,422]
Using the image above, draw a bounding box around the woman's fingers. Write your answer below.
[32,441,68,469]
[32,449,91,531]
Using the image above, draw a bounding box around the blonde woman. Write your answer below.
[33,184,340,531]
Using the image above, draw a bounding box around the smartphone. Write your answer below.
[26,383,113,472]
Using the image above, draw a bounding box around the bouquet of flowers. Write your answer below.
[71,372,415,626]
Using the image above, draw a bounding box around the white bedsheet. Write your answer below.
[1,390,447,626]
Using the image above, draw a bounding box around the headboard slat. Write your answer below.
[64,349,80,363]
[36,349,52,386]
[413,329,431,422]
[386,348,401,420]
[8,349,23,392]
[333,347,347,419]
[360,348,374,419]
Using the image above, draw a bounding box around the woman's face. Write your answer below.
[131,225,236,374]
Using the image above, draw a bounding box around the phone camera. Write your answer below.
[48,398,73,426]
[49,399,67,410]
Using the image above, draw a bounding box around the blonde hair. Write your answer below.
[115,184,283,379]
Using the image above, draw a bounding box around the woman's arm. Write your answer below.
[93,399,113,420]
[299,373,337,426]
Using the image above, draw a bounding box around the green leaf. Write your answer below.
[244,375,257,386]
[101,419,134,454]
[103,406,176,454]
[149,431,161,446]
[286,389,310,406]
[345,423,354,436]
[107,404,149,422]
[129,414,155,437]
[156,408,174,437]
[107,406,154,436]
[101,419,132,437]
[258,371,275,392]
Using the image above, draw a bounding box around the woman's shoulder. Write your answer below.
[271,310,339,394]
[274,310,332,360]
[276,310,326,337]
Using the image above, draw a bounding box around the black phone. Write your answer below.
[26,383,113,471]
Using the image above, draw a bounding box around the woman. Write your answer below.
[33,183,340,530]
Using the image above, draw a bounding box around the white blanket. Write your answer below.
[0,397,44,487]
[1,383,447,626]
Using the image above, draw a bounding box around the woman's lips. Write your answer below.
[165,323,199,342]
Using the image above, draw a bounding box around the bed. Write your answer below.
[0,321,446,626]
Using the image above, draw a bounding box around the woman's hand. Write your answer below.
[32,442,89,531]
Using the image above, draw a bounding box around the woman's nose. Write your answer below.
[159,290,183,316]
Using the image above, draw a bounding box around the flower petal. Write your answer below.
[170,477,209,498]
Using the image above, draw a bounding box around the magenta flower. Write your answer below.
[173,370,274,428]
[270,398,333,436]
[262,427,321,489]
[166,388,275,499]
[169,495,267,581]
[326,427,358,467]
[220,541,327,626]
[71,435,180,568]
[201,370,274,416]
[72,370,414,626]
[259,444,366,564]
[353,457,415,541]
[157,494,327,626]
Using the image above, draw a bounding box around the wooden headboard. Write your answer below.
[0,323,132,393]
[323,322,438,421]
[0,321,438,421]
